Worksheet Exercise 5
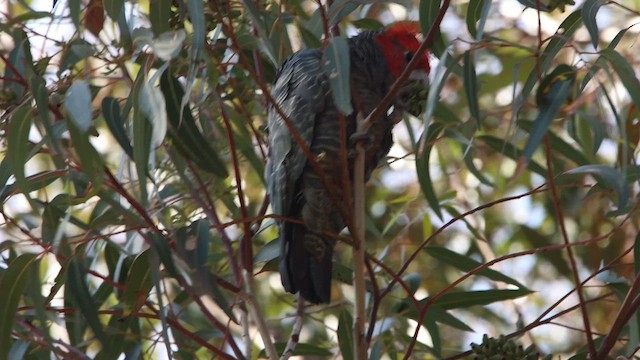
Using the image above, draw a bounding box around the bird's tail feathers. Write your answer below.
[279,222,333,304]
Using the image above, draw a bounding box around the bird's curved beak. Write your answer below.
[409,69,430,88]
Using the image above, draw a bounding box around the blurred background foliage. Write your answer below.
[1,0,640,358]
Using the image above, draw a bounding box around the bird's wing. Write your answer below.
[266,49,329,218]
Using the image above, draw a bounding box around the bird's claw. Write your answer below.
[348,132,373,158]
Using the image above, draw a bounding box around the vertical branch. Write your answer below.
[280,296,306,359]
[352,114,368,360]
[543,135,596,357]
[217,91,277,360]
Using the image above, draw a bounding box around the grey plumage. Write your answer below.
[266,29,426,303]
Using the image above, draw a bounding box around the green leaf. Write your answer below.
[254,239,279,263]
[322,36,352,115]
[67,120,105,193]
[102,97,134,158]
[188,0,205,58]
[600,48,640,114]
[160,71,229,177]
[149,233,179,279]
[419,0,441,35]
[69,0,81,29]
[65,80,94,133]
[42,196,69,245]
[104,0,124,21]
[150,0,170,35]
[351,18,384,30]
[433,289,533,309]
[396,302,473,332]
[582,0,606,49]
[463,51,480,126]
[139,79,167,147]
[338,310,354,360]
[241,0,277,65]
[416,123,444,220]
[523,64,575,162]
[0,254,36,360]
[519,119,590,165]
[424,247,527,289]
[328,0,359,26]
[7,105,33,198]
[478,135,547,177]
[124,251,153,315]
[466,0,491,39]
[517,11,582,112]
[66,258,107,344]
[562,164,629,210]
[259,343,332,357]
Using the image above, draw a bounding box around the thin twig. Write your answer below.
[280,297,306,359]
[544,135,596,357]
[243,270,279,360]
[353,112,368,360]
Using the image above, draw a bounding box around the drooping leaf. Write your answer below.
[522,64,576,163]
[424,247,527,289]
[337,310,354,360]
[0,254,37,360]
[562,164,630,211]
[416,123,444,220]
[6,105,33,199]
[600,49,640,114]
[258,343,332,357]
[466,0,491,39]
[322,36,352,115]
[65,80,94,133]
[66,258,107,344]
[150,0,171,35]
[478,135,547,177]
[517,11,582,113]
[463,51,480,126]
[160,71,229,177]
[124,251,153,315]
[582,0,606,49]
[102,97,134,158]
[104,0,124,20]
[432,289,533,309]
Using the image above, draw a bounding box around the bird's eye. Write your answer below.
[405,51,414,62]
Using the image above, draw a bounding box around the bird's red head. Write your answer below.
[373,22,430,79]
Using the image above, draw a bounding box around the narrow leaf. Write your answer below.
[102,97,134,158]
[466,0,491,39]
[160,71,228,177]
[124,251,153,315]
[600,49,640,114]
[563,164,629,210]
[433,289,533,309]
[65,80,93,133]
[66,258,107,343]
[338,310,354,360]
[478,135,547,177]
[416,123,444,220]
[522,64,575,162]
[424,247,527,288]
[463,51,480,126]
[582,0,606,49]
[322,37,352,115]
[104,0,124,20]
[7,105,33,198]
[0,254,36,360]
[149,0,170,35]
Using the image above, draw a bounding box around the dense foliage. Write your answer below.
[1,0,639,358]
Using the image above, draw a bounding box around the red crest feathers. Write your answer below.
[373,21,430,78]
[387,21,421,36]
